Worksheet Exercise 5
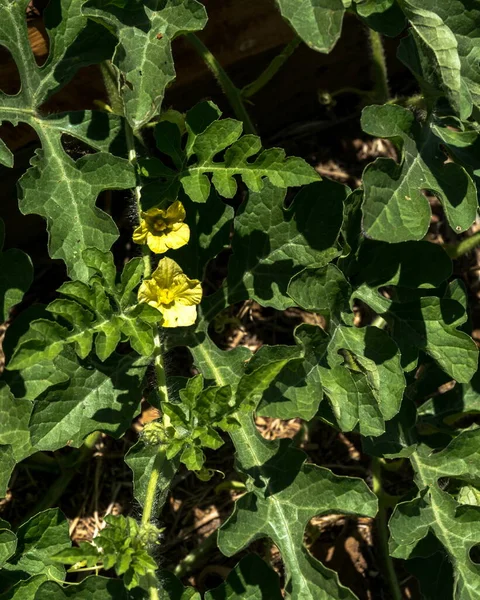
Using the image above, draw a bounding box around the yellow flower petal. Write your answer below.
[132,221,149,245]
[132,202,190,254]
[166,200,186,222]
[162,303,197,327]
[146,233,170,254]
[138,258,203,328]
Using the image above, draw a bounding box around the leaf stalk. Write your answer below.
[241,36,302,99]
[367,29,390,104]
[185,33,257,135]
[371,457,403,600]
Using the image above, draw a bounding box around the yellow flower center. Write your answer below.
[158,288,176,306]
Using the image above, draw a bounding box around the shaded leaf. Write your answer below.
[83,0,207,129]
[319,325,405,436]
[0,220,33,322]
[390,430,480,599]
[361,104,477,241]
[275,0,345,53]
[205,554,282,600]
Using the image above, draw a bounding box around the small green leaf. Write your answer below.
[9,253,154,369]
[150,103,320,203]
[361,104,477,241]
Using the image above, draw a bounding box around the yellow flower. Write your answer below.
[133,201,190,254]
[138,257,202,327]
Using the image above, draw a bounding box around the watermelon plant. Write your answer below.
[1,0,480,598]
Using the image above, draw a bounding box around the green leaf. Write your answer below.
[28,349,147,452]
[163,191,234,280]
[18,150,135,281]
[158,571,201,600]
[9,252,155,369]
[0,220,33,322]
[346,239,452,290]
[254,324,329,420]
[319,325,405,436]
[397,0,477,118]
[150,104,320,204]
[0,526,16,569]
[0,384,33,497]
[3,509,70,583]
[0,139,13,168]
[0,576,47,600]
[33,576,131,599]
[361,104,477,241]
[221,180,346,311]
[125,443,177,509]
[275,0,346,53]
[83,1,207,129]
[0,2,131,280]
[3,358,70,402]
[354,282,478,381]
[390,430,480,599]
[205,554,282,600]
[219,437,378,600]
[287,265,351,321]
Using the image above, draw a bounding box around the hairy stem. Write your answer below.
[241,36,301,99]
[185,33,257,135]
[444,231,480,259]
[125,122,151,277]
[367,29,390,104]
[371,458,403,600]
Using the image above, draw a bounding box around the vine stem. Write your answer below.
[241,36,301,99]
[125,109,165,600]
[444,231,480,259]
[185,33,257,135]
[371,458,403,600]
[367,29,390,104]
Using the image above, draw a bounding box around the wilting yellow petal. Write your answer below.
[132,220,149,245]
[138,257,202,328]
[132,202,190,254]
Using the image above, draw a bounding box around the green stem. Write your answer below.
[371,458,403,600]
[367,29,390,104]
[444,231,480,259]
[141,448,167,528]
[241,36,301,99]
[185,33,257,135]
[125,122,151,277]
